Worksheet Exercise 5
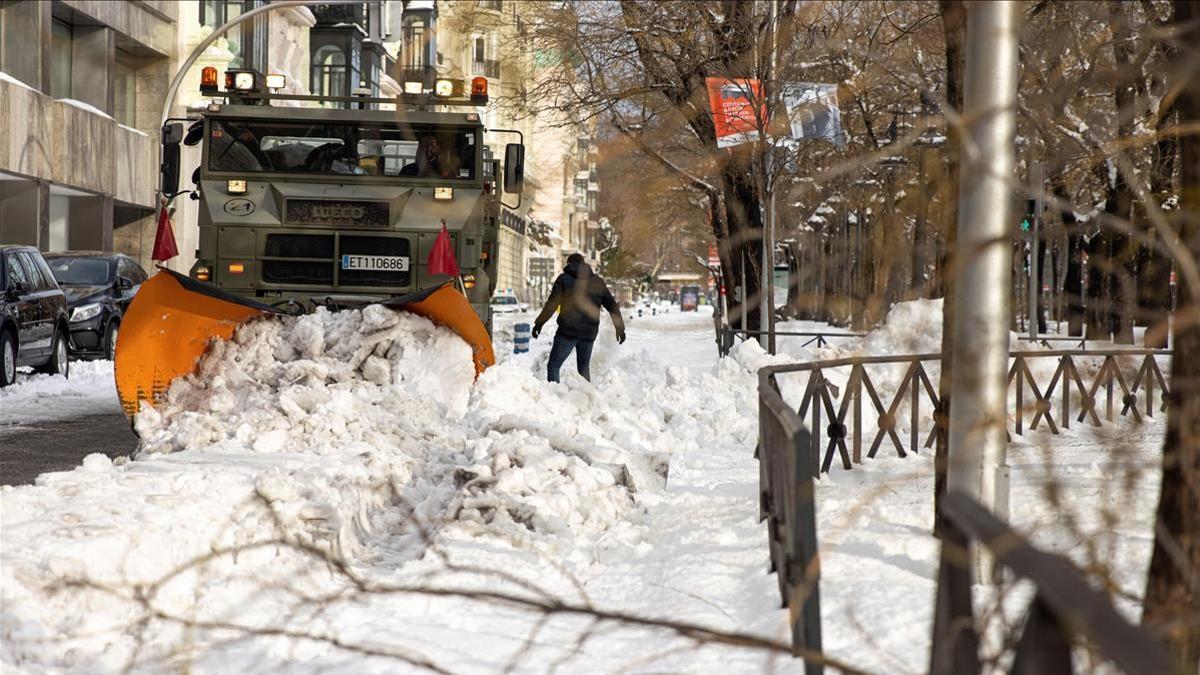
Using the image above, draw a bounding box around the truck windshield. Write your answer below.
[208,119,478,180]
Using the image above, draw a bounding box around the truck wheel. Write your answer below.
[1,331,15,387]
[35,326,69,379]
[104,320,120,361]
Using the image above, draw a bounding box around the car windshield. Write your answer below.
[208,119,478,180]
[46,257,110,285]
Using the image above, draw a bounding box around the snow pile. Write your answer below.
[3,306,761,671]
[0,360,122,425]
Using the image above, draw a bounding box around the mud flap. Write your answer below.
[114,269,495,425]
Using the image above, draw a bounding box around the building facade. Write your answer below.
[0,0,174,259]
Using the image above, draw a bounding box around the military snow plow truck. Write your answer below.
[115,67,525,423]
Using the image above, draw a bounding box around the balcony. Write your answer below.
[473,59,500,79]
[396,64,437,88]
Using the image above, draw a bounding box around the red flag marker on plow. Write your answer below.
[427,220,460,277]
[151,204,179,263]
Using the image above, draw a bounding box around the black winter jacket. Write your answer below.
[534,261,625,340]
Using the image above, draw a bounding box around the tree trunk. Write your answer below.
[1058,182,1087,336]
[1142,101,1179,346]
[717,150,765,333]
[1109,0,1139,344]
[1143,4,1200,668]
[933,0,966,539]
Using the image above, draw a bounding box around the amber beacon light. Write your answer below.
[470,77,488,102]
[200,66,219,93]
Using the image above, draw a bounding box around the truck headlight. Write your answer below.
[71,303,102,322]
[234,72,255,91]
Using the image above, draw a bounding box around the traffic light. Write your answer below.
[1020,198,1036,232]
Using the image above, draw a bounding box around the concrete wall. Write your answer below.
[0,78,156,208]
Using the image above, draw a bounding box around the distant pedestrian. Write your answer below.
[532,253,626,383]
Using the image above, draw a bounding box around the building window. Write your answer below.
[50,18,73,98]
[312,45,347,99]
[202,1,266,70]
[473,36,486,63]
[114,53,136,127]
[202,1,243,63]
[403,19,426,67]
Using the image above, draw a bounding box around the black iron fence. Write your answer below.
[757,367,822,675]
[769,348,1169,474]
[931,492,1170,674]
[722,327,864,355]
[756,346,1172,668]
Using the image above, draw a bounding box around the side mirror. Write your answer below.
[118,277,133,290]
[161,122,183,196]
[7,281,26,300]
[504,143,525,195]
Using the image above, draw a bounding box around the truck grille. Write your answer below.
[262,233,411,288]
[263,234,334,284]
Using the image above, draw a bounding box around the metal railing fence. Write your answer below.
[757,368,822,675]
[769,348,1169,474]
[756,346,1172,666]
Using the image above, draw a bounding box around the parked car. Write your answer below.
[43,251,147,360]
[490,295,529,314]
[1,245,70,386]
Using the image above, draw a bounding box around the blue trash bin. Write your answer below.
[514,322,531,354]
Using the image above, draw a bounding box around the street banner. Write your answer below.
[782,83,846,147]
[707,242,720,267]
[705,77,764,148]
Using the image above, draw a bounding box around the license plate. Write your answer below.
[341,254,410,272]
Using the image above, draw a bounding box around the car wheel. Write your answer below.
[35,327,69,378]
[104,321,120,361]
[0,332,15,387]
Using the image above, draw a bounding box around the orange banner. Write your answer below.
[705,77,764,148]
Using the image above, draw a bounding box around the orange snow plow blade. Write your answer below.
[114,269,271,419]
[115,269,494,423]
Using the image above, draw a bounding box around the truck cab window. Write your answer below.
[208,119,478,180]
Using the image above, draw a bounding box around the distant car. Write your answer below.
[490,295,528,314]
[1,245,70,386]
[43,251,147,360]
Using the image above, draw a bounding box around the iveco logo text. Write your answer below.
[312,205,364,219]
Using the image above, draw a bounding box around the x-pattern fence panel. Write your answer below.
[778,348,1170,474]
[757,346,1173,669]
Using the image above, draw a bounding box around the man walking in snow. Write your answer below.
[531,252,626,383]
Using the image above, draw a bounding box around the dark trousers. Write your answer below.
[547,334,595,383]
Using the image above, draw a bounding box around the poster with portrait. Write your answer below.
[783,83,846,148]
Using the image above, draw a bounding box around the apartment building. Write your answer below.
[0,0,174,258]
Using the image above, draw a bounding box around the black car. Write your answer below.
[1,245,71,387]
[43,251,147,360]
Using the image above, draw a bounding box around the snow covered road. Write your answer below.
[0,302,1165,673]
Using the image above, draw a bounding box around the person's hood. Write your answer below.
[61,285,109,306]
[564,260,593,278]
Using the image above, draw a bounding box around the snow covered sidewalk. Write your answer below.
[0,302,1165,673]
